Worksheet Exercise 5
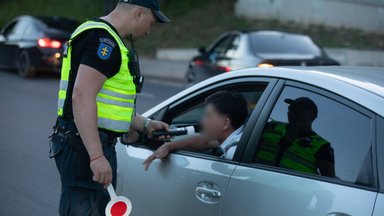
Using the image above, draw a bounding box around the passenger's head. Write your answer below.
[201,91,248,141]
[285,97,318,125]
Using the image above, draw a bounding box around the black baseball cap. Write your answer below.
[120,0,170,23]
[285,97,318,119]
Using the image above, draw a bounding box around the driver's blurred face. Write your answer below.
[201,104,225,140]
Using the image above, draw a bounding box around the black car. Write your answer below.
[0,15,79,77]
[186,30,340,84]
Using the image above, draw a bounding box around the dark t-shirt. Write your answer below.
[63,19,124,136]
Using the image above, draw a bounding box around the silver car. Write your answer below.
[116,66,384,216]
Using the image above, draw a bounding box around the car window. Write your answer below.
[12,20,29,37]
[210,35,234,57]
[226,35,241,58]
[171,84,265,127]
[249,32,322,56]
[378,117,384,192]
[253,86,374,187]
[2,21,17,37]
[166,83,268,160]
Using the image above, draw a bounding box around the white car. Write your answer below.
[116,66,384,216]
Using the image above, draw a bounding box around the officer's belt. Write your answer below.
[56,117,117,149]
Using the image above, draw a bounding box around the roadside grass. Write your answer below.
[0,0,103,27]
[1,0,383,55]
[136,0,384,55]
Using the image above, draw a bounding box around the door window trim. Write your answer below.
[377,116,384,193]
[145,77,278,163]
[241,79,379,191]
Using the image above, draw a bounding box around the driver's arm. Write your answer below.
[143,135,219,171]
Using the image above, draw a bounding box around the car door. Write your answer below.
[115,77,277,216]
[222,81,378,216]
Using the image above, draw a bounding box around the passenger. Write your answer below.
[255,97,335,177]
[143,91,248,170]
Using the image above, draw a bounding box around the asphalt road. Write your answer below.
[0,70,184,215]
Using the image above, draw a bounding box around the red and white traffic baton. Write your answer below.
[105,184,132,216]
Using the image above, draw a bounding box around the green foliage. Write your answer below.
[0,0,103,27]
[0,0,382,55]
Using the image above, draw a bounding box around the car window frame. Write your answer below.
[143,77,278,164]
[377,116,384,193]
[208,34,236,58]
[1,20,18,37]
[11,18,28,38]
[225,34,241,58]
[240,79,379,191]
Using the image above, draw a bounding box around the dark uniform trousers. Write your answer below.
[50,118,117,216]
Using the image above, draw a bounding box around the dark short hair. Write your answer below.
[205,91,248,129]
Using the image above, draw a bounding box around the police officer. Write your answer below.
[50,0,170,215]
[255,97,336,177]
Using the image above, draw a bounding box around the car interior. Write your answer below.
[122,83,268,160]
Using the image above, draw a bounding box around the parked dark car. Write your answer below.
[0,15,79,77]
[186,31,340,84]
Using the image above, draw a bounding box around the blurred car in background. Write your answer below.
[185,31,340,85]
[0,15,79,77]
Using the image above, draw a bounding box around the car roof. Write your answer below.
[292,66,384,97]
[145,66,384,118]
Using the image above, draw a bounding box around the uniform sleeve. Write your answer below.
[79,30,121,78]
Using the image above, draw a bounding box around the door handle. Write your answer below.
[195,187,222,198]
[325,212,351,216]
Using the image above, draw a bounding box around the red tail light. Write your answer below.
[217,65,231,72]
[38,38,62,49]
[193,59,205,66]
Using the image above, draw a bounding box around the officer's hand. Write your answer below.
[143,143,171,171]
[147,120,171,140]
[90,156,112,186]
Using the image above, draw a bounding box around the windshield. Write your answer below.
[249,32,322,56]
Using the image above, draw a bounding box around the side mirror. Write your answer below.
[198,46,207,55]
[0,34,5,42]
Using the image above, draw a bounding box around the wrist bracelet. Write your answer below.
[90,154,104,163]
[143,118,151,134]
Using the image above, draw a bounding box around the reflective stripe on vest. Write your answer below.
[57,21,136,132]
[256,122,328,174]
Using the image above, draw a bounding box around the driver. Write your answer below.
[143,91,248,170]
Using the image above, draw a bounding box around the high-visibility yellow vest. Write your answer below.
[57,21,136,133]
[256,122,328,174]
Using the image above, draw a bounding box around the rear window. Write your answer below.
[249,32,321,56]
[37,17,79,33]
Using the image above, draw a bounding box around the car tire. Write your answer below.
[17,50,36,78]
